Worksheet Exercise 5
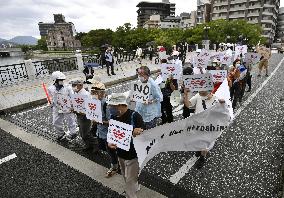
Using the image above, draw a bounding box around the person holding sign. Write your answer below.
[135,66,162,129]
[89,80,119,178]
[160,59,178,124]
[107,93,144,198]
[48,71,77,141]
[183,87,225,169]
[70,78,98,152]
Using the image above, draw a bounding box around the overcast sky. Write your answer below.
[0,0,283,39]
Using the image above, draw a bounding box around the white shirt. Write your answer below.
[189,93,218,114]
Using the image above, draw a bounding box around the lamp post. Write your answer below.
[203,26,210,40]
[203,26,210,50]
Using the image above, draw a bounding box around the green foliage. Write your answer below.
[36,37,48,51]
[78,19,266,50]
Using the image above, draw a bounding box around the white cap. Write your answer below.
[107,93,129,106]
[51,71,66,81]
[172,51,180,56]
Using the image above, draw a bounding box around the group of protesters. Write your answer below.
[47,43,270,198]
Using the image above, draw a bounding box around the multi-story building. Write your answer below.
[180,11,197,29]
[136,0,175,28]
[197,0,212,25]
[38,14,75,37]
[210,0,280,44]
[160,16,181,28]
[275,7,284,44]
[38,14,81,51]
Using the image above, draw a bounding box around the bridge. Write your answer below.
[0,48,23,57]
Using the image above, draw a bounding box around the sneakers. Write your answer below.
[105,168,118,178]
[265,74,269,77]
[111,72,116,75]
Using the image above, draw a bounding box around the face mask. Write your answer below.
[212,63,217,67]
[139,76,146,82]
[92,94,98,100]
[236,63,241,68]
[72,87,78,92]
[58,80,64,85]
[109,106,119,116]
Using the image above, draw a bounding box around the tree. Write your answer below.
[36,37,48,51]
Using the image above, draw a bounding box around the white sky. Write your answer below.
[0,0,283,39]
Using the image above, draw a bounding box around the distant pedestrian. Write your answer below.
[105,47,116,76]
[256,45,271,77]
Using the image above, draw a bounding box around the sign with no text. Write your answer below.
[85,98,102,123]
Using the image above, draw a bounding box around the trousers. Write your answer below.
[118,157,140,198]
[52,111,77,138]
[77,114,97,148]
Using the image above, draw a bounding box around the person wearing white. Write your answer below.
[183,90,225,169]
[48,71,77,141]
[70,78,98,152]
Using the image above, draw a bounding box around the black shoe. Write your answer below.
[265,74,269,77]
[111,72,116,75]
[280,98,284,102]
[195,156,206,169]
[246,89,251,92]
[108,73,111,76]
[56,134,65,142]
[257,74,261,77]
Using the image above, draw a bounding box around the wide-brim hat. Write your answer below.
[89,79,106,91]
[107,92,129,106]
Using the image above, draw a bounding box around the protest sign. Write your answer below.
[160,63,181,80]
[107,119,133,151]
[193,49,211,68]
[235,45,248,55]
[244,52,261,65]
[220,52,232,66]
[56,94,72,112]
[85,98,102,123]
[183,73,214,92]
[208,70,227,83]
[155,75,164,85]
[130,82,150,103]
[133,103,231,170]
[71,94,88,114]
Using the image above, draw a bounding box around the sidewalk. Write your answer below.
[0,59,159,113]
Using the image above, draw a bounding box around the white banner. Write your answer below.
[193,49,211,68]
[130,82,150,103]
[244,52,261,65]
[133,103,231,169]
[160,63,181,80]
[85,98,103,123]
[107,119,133,151]
[208,70,227,83]
[183,73,214,92]
[56,94,72,112]
[71,94,88,114]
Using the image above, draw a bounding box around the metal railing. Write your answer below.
[0,63,29,86]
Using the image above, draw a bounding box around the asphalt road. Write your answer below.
[1,54,284,198]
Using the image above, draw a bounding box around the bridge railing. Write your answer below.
[0,63,29,86]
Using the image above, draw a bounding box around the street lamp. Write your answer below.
[203,26,211,40]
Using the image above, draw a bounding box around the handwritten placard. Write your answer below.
[244,52,261,65]
[130,82,150,103]
[193,49,211,68]
[160,63,181,80]
[85,98,102,123]
[183,73,214,92]
[56,94,72,112]
[71,94,88,114]
[208,70,227,83]
[107,119,133,151]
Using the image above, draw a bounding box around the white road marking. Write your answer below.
[0,153,17,165]
[169,57,284,184]
[169,156,199,184]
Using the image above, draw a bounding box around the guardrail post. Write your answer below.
[76,53,84,71]
[24,59,36,80]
